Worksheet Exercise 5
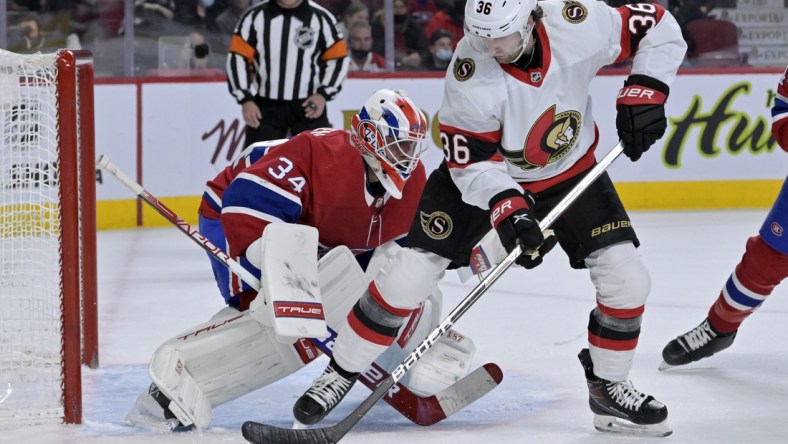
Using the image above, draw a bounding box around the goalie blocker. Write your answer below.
[126,242,477,430]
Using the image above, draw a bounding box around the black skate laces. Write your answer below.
[306,369,354,409]
[680,320,717,351]
[606,381,648,411]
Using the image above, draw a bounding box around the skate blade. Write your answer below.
[658,360,674,371]
[291,420,309,430]
[593,415,672,437]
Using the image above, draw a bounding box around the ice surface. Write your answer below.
[6,210,788,443]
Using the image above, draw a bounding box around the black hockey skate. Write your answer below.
[660,318,737,369]
[293,358,359,425]
[578,348,671,437]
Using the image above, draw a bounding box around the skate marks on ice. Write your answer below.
[23,362,554,443]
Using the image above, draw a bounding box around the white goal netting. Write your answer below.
[0,50,68,425]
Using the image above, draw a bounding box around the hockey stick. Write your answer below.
[96,155,502,426]
[241,142,626,444]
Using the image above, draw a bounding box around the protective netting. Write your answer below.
[0,50,65,425]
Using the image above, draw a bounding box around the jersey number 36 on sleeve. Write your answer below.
[268,157,307,193]
[441,132,471,165]
[624,3,658,35]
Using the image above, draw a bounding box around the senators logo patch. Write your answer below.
[294,27,316,49]
[453,58,475,81]
[420,210,453,239]
[501,105,581,171]
[562,1,588,24]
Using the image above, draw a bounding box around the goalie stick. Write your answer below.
[96,155,502,426]
[240,142,626,444]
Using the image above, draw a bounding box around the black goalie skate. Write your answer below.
[660,318,737,369]
[293,358,359,425]
[578,348,671,437]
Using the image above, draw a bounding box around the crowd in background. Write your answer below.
[2,0,780,77]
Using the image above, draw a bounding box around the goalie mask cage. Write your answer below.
[0,49,97,426]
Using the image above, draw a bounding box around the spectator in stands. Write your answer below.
[410,0,438,24]
[347,21,386,72]
[371,0,427,70]
[423,0,463,49]
[419,28,453,71]
[6,13,46,53]
[215,0,251,49]
[669,0,716,55]
[337,1,369,38]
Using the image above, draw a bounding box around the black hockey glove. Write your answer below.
[489,189,557,269]
[616,74,670,161]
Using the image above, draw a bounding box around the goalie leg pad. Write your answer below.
[248,223,328,342]
[401,329,476,396]
[147,309,307,429]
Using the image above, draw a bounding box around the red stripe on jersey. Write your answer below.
[348,309,397,346]
[588,332,639,351]
[447,152,505,170]
[439,123,502,143]
[597,303,645,319]
[615,7,633,63]
[519,126,599,194]
[368,282,413,318]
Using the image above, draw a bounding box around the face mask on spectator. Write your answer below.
[351,48,371,59]
[435,48,453,62]
[201,0,214,7]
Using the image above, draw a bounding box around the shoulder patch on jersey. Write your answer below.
[295,27,316,49]
[562,0,587,24]
[453,57,476,82]
[420,210,453,240]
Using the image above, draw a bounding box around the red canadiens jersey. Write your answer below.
[773,65,788,149]
[439,0,686,209]
[216,128,427,258]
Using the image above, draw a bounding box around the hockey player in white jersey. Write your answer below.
[294,0,686,437]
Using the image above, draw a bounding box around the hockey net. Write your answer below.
[0,49,97,426]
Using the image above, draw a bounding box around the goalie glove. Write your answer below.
[489,189,557,269]
[616,74,670,161]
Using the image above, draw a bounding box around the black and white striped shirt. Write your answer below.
[227,0,348,103]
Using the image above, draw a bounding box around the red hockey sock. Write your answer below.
[708,236,788,333]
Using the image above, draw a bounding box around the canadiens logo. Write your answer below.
[772,222,784,237]
[420,211,453,239]
[562,1,588,24]
[453,58,475,82]
[294,27,316,49]
[501,105,581,170]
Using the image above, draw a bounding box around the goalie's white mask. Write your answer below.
[351,89,428,199]
[465,0,537,64]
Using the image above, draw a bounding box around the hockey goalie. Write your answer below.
[125,89,499,431]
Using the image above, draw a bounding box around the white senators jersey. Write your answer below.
[439,0,686,209]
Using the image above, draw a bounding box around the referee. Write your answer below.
[227,0,348,146]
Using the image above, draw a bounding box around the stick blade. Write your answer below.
[242,421,337,444]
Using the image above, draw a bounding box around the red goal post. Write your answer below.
[0,49,97,425]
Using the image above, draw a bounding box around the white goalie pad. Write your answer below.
[318,245,369,330]
[249,223,329,341]
[145,308,307,429]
